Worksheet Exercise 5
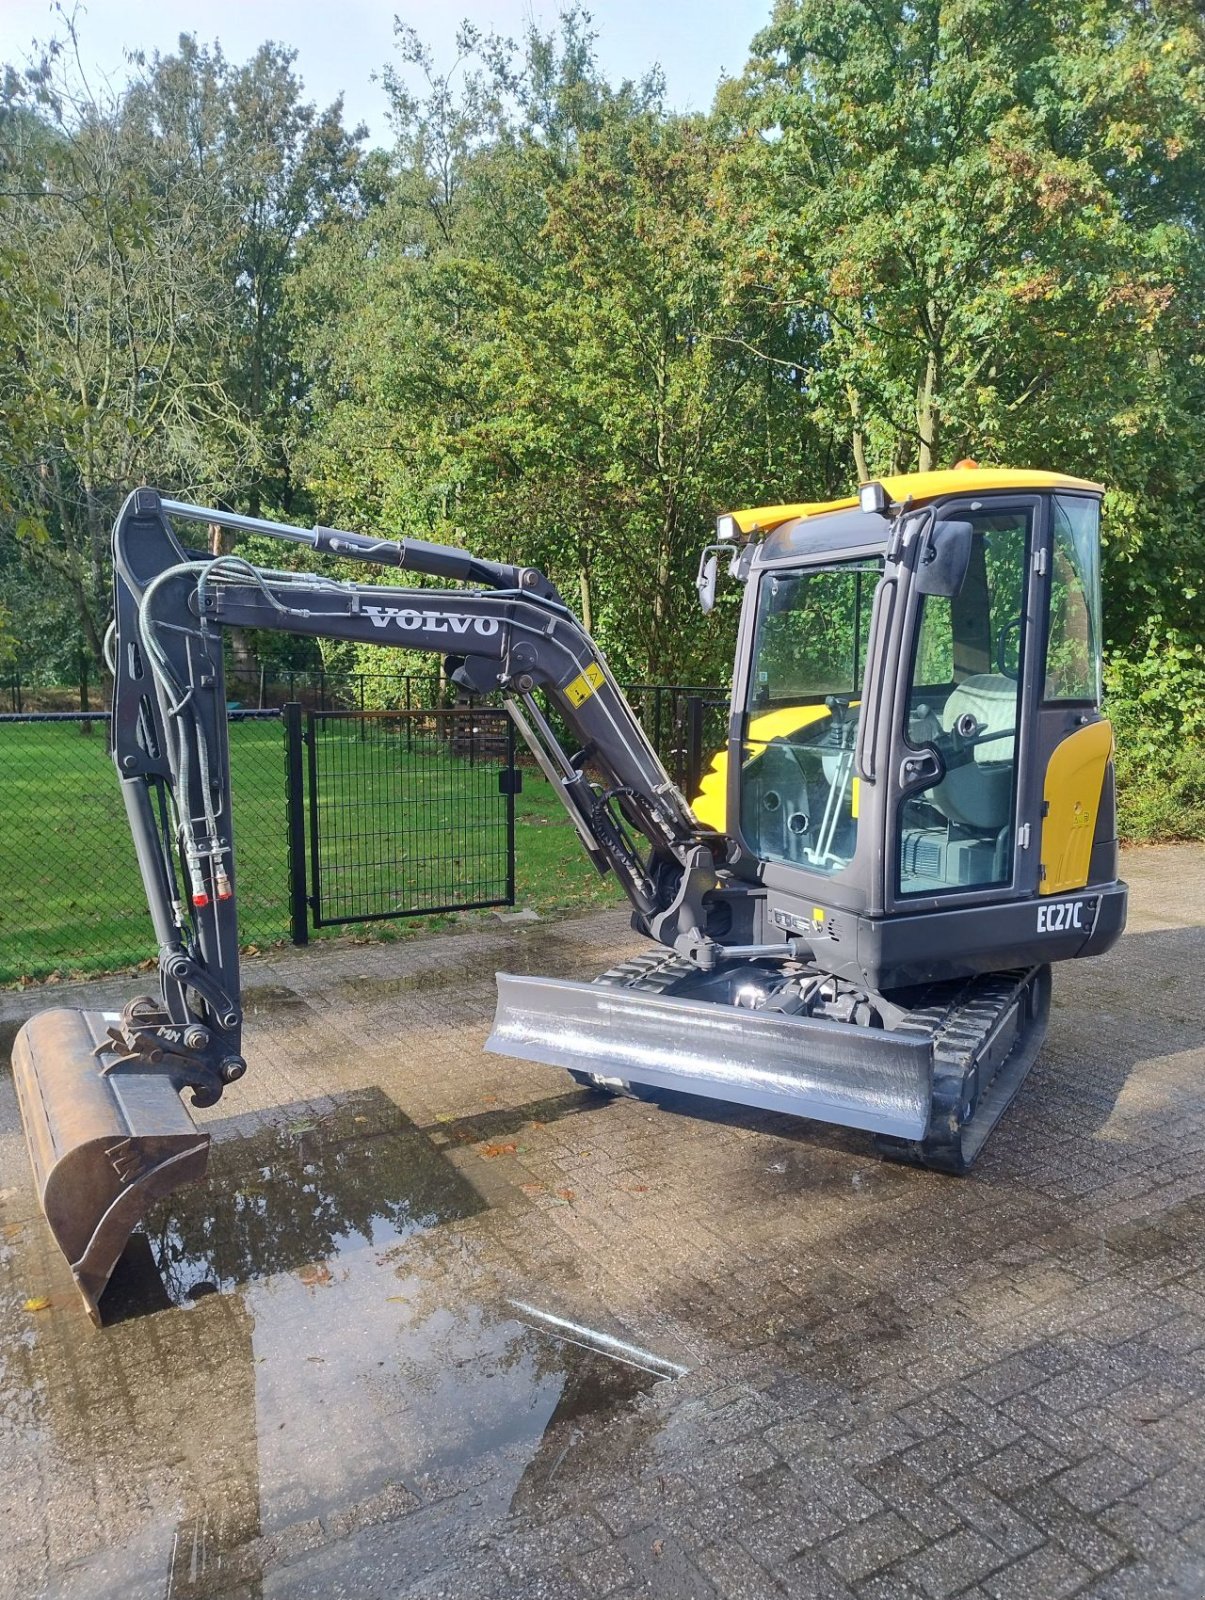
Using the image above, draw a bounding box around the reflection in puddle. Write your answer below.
[33,1089,671,1599]
[103,1090,486,1316]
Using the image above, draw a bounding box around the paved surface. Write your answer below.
[2,845,1205,1600]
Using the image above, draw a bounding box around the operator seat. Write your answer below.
[930,674,1018,832]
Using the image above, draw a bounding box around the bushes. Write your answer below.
[1106,635,1205,843]
[1114,741,1205,843]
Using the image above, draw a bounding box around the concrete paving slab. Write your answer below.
[1,845,1203,1598]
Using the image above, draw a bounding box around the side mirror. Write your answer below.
[915,518,973,597]
[696,548,719,614]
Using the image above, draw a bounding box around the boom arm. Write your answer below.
[107,489,723,1105]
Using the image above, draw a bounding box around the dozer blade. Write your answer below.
[11,1008,209,1325]
[487,974,934,1140]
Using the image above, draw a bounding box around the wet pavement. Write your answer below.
[2,845,1205,1599]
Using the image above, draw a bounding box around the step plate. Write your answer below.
[12,1008,210,1324]
[488,974,934,1140]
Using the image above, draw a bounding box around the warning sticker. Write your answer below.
[564,662,605,708]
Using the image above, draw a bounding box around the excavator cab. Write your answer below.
[694,471,1121,990]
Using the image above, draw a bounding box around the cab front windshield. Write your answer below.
[740,560,879,875]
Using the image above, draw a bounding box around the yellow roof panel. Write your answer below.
[730,467,1103,535]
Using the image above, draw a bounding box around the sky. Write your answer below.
[0,0,774,142]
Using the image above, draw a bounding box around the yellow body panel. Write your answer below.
[728,466,1103,536]
[1039,720,1113,895]
[690,704,832,831]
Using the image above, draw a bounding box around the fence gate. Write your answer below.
[305,706,517,928]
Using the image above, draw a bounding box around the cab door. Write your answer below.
[1031,493,1115,894]
[886,497,1047,912]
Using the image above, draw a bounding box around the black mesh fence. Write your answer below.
[0,683,729,982]
[307,709,515,925]
[0,712,292,982]
[624,683,730,796]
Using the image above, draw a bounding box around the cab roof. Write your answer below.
[729,466,1103,538]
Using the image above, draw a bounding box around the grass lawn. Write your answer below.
[0,718,621,984]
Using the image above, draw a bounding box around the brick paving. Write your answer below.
[1,844,1204,1599]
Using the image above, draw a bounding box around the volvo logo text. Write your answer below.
[364,607,500,637]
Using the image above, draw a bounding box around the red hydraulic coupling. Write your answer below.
[188,862,209,907]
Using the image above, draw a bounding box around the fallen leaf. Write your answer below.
[628,1185,649,1194]
[288,1121,316,1134]
[519,1181,546,1196]
[306,1355,325,1364]
[386,1295,409,1304]
[22,1297,50,1313]
[652,1540,664,1559]
[3,1223,23,1239]
[297,1262,332,1288]
[556,1188,576,1203]
[480,1142,517,1159]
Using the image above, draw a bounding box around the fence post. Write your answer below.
[283,702,309,946]
[78,649,93,736]
[685,695,705,802]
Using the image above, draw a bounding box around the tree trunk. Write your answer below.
[916,334,941,473]
[847,387,870,482]
[211,522,256,697]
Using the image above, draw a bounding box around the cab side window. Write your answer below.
[1045,497,1102,704]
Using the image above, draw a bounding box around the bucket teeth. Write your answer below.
[11,1008,210,1325]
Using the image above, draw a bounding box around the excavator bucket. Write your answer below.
[487,975,935,1140]
[11,1009,209,1324]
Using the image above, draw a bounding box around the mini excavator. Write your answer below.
[13,466,1127,1320]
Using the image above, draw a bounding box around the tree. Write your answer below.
[720,0,1205,730]
[725,0,1198,476]
[292,17,829,682]
[123,37,368,514]
[0,39,255,664]
[0,25,368,669]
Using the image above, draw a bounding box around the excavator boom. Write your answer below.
[13,489,733,1317]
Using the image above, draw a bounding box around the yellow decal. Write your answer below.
[1039,719,1113,895]
[811,907,826,925]
[564,662,605,708]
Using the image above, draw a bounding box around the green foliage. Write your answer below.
[1106,634,1205,842]
[0,24,365,668]
[1114,741,1205,844]
[2,6,1204,835]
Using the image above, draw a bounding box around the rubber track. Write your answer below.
[875,965,1049,1173]
[587,951,1049,1172]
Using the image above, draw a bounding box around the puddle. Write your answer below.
[100,1090,486,1317]
[14,1087,675,1598]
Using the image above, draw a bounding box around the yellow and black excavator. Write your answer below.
[13,465,1127,1320]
